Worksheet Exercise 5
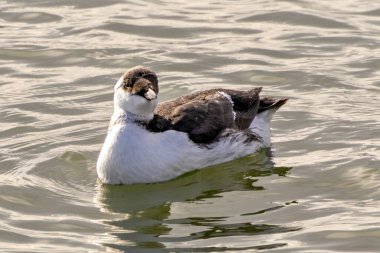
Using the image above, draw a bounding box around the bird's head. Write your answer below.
[114,66,159,118]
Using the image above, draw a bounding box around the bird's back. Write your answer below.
[151,88,262,143]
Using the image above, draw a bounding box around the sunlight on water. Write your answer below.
[1,0,380,252]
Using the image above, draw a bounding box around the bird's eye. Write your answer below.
[123,79,130,88]
[132,76,139,84]
[131,72,145,85]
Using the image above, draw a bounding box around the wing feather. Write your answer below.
[151,88,262,143]
[154,91,234,143]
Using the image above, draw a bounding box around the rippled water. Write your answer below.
[1,0,380,252]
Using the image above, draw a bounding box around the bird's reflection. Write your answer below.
[95,149,294,252]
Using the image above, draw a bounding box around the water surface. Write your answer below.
[1,0,380,252]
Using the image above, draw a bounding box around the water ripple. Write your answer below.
[1,0,380,252]
[238,11,355,29]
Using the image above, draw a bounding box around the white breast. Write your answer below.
[97,112,271,184]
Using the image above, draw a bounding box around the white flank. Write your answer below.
[97,110,273,184]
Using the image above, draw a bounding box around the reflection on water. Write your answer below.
[96,151,296,251]
[1,0,380,252]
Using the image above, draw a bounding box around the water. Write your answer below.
[1,0,380,252]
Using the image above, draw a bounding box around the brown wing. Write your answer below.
[216,88,261,129]
[150,88,263,143]
[153,91,234,143]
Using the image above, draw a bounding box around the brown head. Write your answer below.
[119,66,158,99]
[114,66,159,118]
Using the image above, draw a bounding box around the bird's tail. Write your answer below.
[256,97,288,122]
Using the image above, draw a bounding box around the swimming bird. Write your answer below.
[97,66,287,184]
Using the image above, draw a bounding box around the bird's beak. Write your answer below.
[144,88,157,101]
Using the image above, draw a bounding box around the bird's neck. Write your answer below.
[109,109,153,130]
[115,108,153,122]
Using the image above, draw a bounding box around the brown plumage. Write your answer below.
[148,88,282,143]
[123,66,287,144]
[121,66,159,95]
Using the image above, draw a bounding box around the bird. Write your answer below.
[97,66,287,184]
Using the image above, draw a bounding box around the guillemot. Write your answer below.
[97,66,287,184]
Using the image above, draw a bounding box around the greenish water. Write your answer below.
[1,0,380,252]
